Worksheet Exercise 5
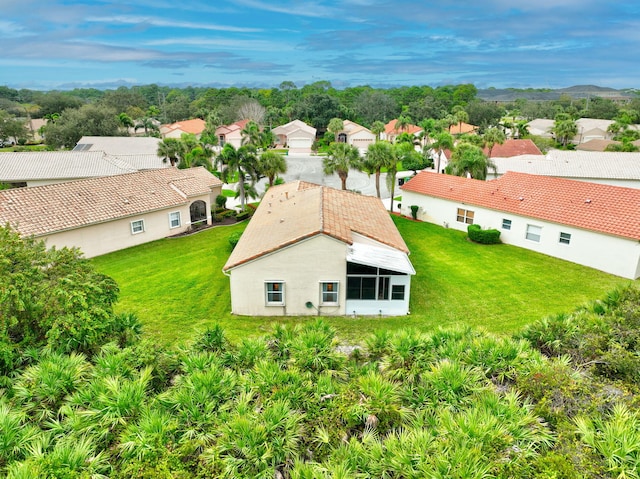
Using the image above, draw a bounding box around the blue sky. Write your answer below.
[1,0,639,91]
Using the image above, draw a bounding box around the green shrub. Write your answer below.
[215,194,227,209]
[467,224,501,244]
[410,205,419,220]
[228,231,242,249]
[235,210,251,221]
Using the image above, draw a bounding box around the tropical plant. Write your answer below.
[482,127,506,158]
[430,131,454,174]
[257,150,287,187]
[446,142,496,180]
[323,142,361,190]
[218,143,258,209]
[157,138,183,167]
[363,141,394,198]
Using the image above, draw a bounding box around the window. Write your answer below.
[131,219,144,234]
[169,211,181,229]
[559,232,571,245]
[502,218,512,230]
[456,208,474,224]
[526,224,542,242]
[346,262,406,300]
[320,281,339,305]
[265,282,284,306]
[391,285,405,300]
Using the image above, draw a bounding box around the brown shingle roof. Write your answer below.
[223,182,409,270]
[0,167,222,237]
[401,171,640,240]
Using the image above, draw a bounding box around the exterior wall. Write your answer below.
[39,194,212,258]
[401,190,640,279]
[228,235,348,316]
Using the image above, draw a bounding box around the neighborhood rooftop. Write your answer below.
[492,150,640,180]
[224,181,409,270]
[0,167,222,237]
[0,150,166,182]
[401,170,640,240]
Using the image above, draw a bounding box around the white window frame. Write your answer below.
[169,211,181,229]
[456,208,474,225]
[265,281,285,306]
[502,218,512,230]
[320,281,339,306]
[130,219,145,235]
[559,232,572,245]
[526,224,542,242]
[391,284,406,301]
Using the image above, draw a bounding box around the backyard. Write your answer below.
[91,215,633,345]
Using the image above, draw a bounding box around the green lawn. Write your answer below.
[91,216,633,346]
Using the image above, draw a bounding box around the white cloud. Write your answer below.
[86,15,262,33]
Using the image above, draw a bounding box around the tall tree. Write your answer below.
[157,138,183,167]
[446,142,496,180]
[371,121,385,141]
[482,127,506,159]
[257,150,287,187]
[551,114,578,147]
[241,120,262,147]
[218,143,258,209]
[431,131,454,174]
[363,141,395,198]
[323,142,361,190]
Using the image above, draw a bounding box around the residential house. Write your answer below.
[483,139,543,157]
[488,150,640,188]
[336,120,376,154]
[0,167,222,258]
[448,121,478,135]
[0,150,167,187]
[400,171,640,279]
[382,119,423,143]
[223,181,415,316]
[160,118,207,139]
[215,119,250,149]
[74,136,161,155]
[272,119,316,153]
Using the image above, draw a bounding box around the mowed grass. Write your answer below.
[91,216,634,346]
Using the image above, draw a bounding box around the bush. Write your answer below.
[467,224,501,244]
[229,231,242,249]
[235,210,251,221]
[215,194,227,209]
[410,205,419,220]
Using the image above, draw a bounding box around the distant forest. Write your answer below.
[1,82,638,130]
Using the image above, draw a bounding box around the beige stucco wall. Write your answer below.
[401,190,640,279]
[40,193,213,258]
[227,235,348,316]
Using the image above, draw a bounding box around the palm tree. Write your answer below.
[371,120,385,141]
[257,150,287,187]
[395,115,412,133]
[551,118,578,147]
[218,143,258,209]
[482,127,506,159]
[323,142,361,190]
[241,120,262,147]
[446,142,496,180]
[431,131,454,174]
[452,106,469,135]
[157,138,182,167]
[363,141,394,198]
[327,117,344,141]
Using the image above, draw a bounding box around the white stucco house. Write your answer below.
[0,150,168,187]
[0,167,222,258]
[336,120,376,154]
[272,119,317,153]
[215,119,249,149]
[400,171,640,279]
[223,181,415,316]
[488,150,640,189]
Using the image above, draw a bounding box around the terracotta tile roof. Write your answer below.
[401,171,640,240]
[162,118,206,135]
[384,119,422,135]
[448,122,477,135]
[576,139,620,151]
[0,167,222,237]
[223,182,409,270]
[484,139,543,157]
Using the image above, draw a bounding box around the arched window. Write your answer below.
[190,200,207,225]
